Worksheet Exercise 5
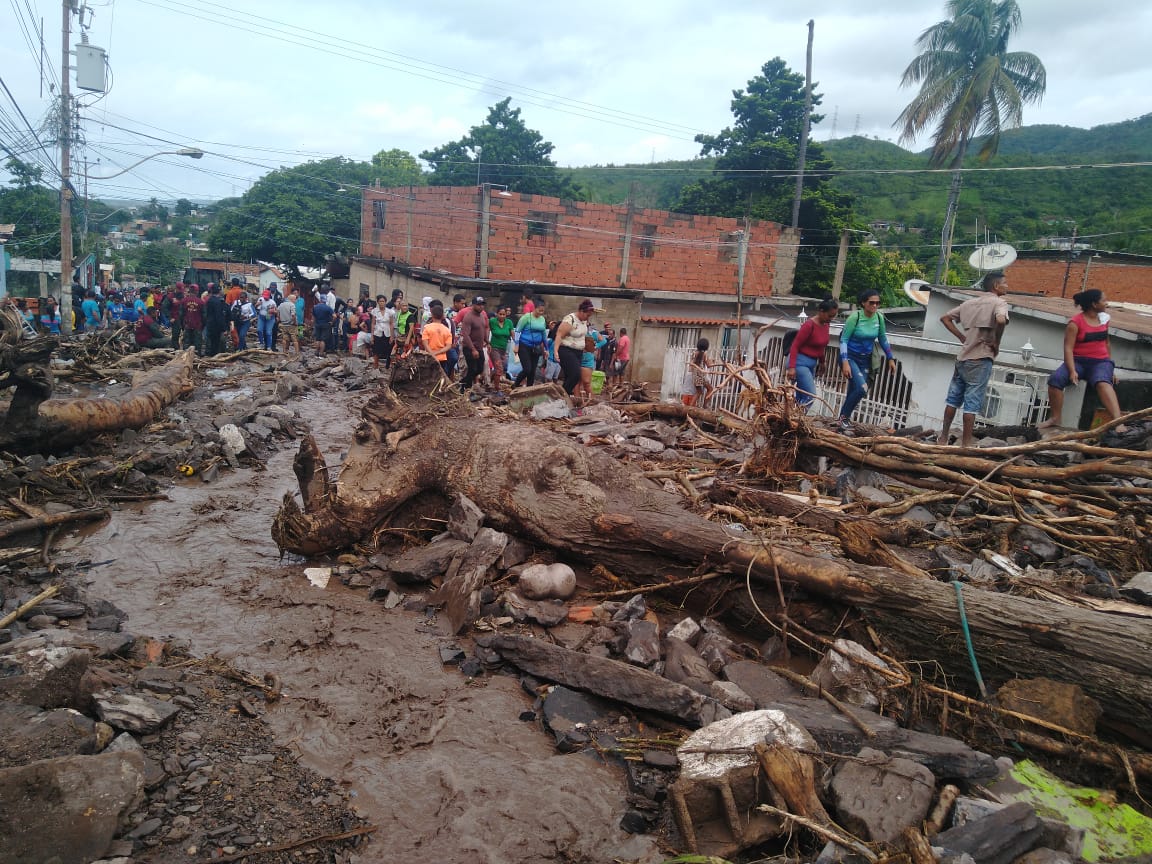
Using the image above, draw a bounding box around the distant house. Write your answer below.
[183,259,263,291]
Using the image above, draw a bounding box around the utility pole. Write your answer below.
[830,228,850,302]
[59,0,75,332]
[1060,225,1078,298]
[791,19,814,229]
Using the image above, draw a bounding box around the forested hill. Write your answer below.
[821,114,1152,255]
[565,115,1152,255]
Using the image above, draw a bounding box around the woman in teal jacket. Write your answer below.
[837,289,896,426]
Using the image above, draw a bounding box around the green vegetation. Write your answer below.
[823,113,1152,262]
[895,0,1047,281]
[421,98,580,199]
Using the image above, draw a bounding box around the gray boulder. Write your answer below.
[830,747,935,842]
[93,692,181,734]
[0,645,91,709]
[0,752,145,864]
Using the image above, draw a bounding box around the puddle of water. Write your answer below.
[69,390,655,863]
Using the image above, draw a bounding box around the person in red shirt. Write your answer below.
[134,311,169,348]
[181,291,204,354]
[1040,289,1124,430]
[786,298,839,410]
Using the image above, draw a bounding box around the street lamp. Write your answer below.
[84,148,204,181]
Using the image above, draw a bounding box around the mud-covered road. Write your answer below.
[68,389,660,864]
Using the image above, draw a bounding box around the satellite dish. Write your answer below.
[903,279,931,306]
[968,243,1017,271]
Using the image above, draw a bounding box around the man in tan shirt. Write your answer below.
[937,271,1010,447]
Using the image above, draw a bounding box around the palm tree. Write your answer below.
[895,0,1046,283]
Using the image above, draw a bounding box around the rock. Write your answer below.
[93,692,181,733]
[1120,572,1152,605]
[1012,525,1061,563]
[633,436,665,453]
[5,627,133,659]
[0,751,144,864]
[448,494,485,541]
[87,616,122,632]
[666,616,701,645]
[662,637,717,693]
[274,371,306,400]
[25,614,56,630]
[24,599,87,619]
[935,801,1043,864]
[722,661,800,708]
[0,645,91,709]
[810,639,892,711]
[497,536,531,570]
[672,710,818,859]
[931,545,972,581]
[612,594,648,622]
[1014,849,1074,864]
[995,678,1101,736]
[902,505,937,524]
[975,437,1009,448]
[624,620,661,667]
[503,591,569,628]
[517,562,577,601]
[696,630,736,675]
[855,485,896,505]
[540,686,617,751]
[387,538,470,584]
[217,423,246,456]
[830,747,936,842]
[0,703,98,765]
[709,680,756,712]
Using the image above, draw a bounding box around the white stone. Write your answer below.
[677,709,816,781]
[667,617,702,645]
[517,563,577,601]
[304,567,331,588]
[218,423,246,456]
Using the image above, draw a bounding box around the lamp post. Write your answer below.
[83,148,204,181]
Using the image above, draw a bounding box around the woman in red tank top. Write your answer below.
[1040,289,1124,430]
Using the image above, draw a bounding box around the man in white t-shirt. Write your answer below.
[369,294,398,369]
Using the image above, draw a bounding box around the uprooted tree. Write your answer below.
[273,357,1152,729]
[0,307,195,452]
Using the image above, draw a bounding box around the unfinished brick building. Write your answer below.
[359,186,798,298]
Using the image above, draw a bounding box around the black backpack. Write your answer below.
[782,328,799,357]
[230,302,245,326]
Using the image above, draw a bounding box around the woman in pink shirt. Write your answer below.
[1041,289,1124,429]
[786,298,838,409]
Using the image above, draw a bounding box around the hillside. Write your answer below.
[822,115,1152,255]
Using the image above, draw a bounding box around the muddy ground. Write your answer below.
[30,358,662,864]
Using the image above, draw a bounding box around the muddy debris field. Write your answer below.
[3,322,1152,864]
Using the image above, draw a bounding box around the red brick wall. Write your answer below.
[1008,259,1152,304]
[361,188,785,296]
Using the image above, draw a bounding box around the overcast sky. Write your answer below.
[2,0,1149,202]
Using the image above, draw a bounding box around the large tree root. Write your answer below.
[0,348,196,453]
[272,384,1152,728]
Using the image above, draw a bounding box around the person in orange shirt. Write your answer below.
[225,277,243,306]
[420,300,454,377]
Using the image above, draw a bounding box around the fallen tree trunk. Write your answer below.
[272,382,1152,727]
[0,508,110,541]
[0,348,195,453]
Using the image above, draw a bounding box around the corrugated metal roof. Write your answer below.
[947,288,1152,337]
[640,316,743,327]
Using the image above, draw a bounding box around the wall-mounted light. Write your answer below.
[1020,339,1035,367]
[798,309,808,321]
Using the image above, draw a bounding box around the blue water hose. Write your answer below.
[952,580,988,700]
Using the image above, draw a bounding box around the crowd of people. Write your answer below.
[11,272,1129,437]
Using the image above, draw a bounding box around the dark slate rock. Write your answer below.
[387,538,470,584]
[448,494,485,541]
[662,637,716,694]
[624,620,661,667]
[722,660,800,708]
[0,703,98,765]
[93,692,181,734]
[935,801,1043,864]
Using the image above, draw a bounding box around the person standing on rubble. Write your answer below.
[937,271,1010,447]
[1039,289,1127,433]
[556,299,596,395]
[458,296,491,392]
[203,284,229,357]
[837,289,897,430]
[787,298,839,411]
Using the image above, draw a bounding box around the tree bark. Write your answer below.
[273,382,1152,728]
[0,348,195,453]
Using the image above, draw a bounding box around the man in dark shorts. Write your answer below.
[312,299,334,357]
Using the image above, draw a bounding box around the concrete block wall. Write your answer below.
[362,188,787,296]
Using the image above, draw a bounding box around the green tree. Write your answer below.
[420,98,580,198]
[134,242,186,284]
[371,149,426,187]
[174,198,194,217]
[673,58,854,296]
[0,158,61,258]
[206,157,374,267]
[895,0,1046,282]
[846,246,927,308]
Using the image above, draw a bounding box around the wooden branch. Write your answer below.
[0,584,60,629]
[0,508,110,541]
[756,804,878,863]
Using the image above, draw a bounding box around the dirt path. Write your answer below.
[68,391,660,864]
